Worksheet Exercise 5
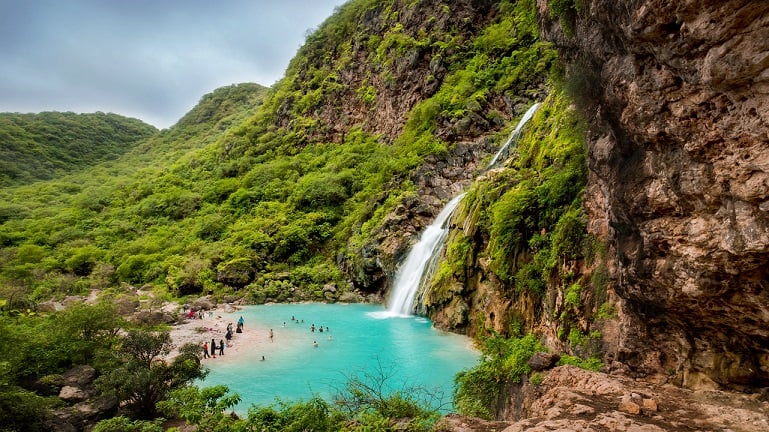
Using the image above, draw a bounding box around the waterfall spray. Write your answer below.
[377,193,466,317]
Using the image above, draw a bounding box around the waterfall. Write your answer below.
[378,193,466,317]
[487,102,541,168]
[374,103,540,318]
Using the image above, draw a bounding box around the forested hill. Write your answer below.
[0,112,156,186]
[0,0,549,308]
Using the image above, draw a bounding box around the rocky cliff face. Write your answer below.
[439,366,769,431]
[539,0,769,389]
[284,0,548,293]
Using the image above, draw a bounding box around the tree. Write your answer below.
[0,361,57,432]
[52,302,123,365]
[95,330,206,419]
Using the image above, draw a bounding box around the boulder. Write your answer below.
[527,352,561,371]
[192,297,215,311]
[59,385,87,403]
[60,365,96,388]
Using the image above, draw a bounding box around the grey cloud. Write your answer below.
[0,0,345,128]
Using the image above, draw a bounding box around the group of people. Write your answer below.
[202,338,225,359]
[224,316,244,342]
[200,315,245,360]
[198,313,334,360]
[309,323,329,333]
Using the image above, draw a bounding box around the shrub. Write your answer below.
[454,333,544,419]
[245,397,335,432]
[93,416,164,432]
[557,354,602,372]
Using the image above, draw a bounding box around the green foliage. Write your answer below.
[0,112,156,187]
[590,261,610,302]
[474,88,587,297]
[53,302,124,365]
[529,371,544,386]
[595,301,617,320]
[356,84,377,105]
[332,361,444,427]
[95,329,207,420]
[563,282,582,310]
[158,385,242,431]
[557,354,602,372]
[454,333,544,419]
[0,370,59,432]
[0,303,123,381]
[245,397,336,432]
[547,0,587,36]
[92,416,165,432]
[550,207,586,261]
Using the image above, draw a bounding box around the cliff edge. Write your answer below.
[539,0,769,389]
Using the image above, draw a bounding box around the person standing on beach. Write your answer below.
[219,339,225,356]
[269,328,274,342]
[211,338,217,357]
[203,342,210,358]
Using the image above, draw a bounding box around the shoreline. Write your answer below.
[167,306,271,363]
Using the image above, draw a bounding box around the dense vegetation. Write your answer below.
[0,303,204,431]
[0,0,599,429]
[0,0,552,310]
[0,112,156,186]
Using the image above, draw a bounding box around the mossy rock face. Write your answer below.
[216,258,254,287]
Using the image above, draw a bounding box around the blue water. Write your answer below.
[198,303,478,413]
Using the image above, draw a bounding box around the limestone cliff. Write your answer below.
[539,0,769,389]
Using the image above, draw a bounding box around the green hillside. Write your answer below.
[0,0,553,308]
[0,111,156,186]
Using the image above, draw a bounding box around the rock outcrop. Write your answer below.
[539,0,769,389]
[438,366,769,431]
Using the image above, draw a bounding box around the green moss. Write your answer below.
[564,282,582,309]
[477,88,587,290]
[356,84,377,105]
[596,301,618,320]
[557,354,602,372]
[529,371,544,385]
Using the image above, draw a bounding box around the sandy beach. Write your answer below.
[167,306,272,363]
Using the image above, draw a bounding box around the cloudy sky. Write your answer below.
[0,0,346,128]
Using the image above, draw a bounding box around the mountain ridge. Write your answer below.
[0,111,156,186]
